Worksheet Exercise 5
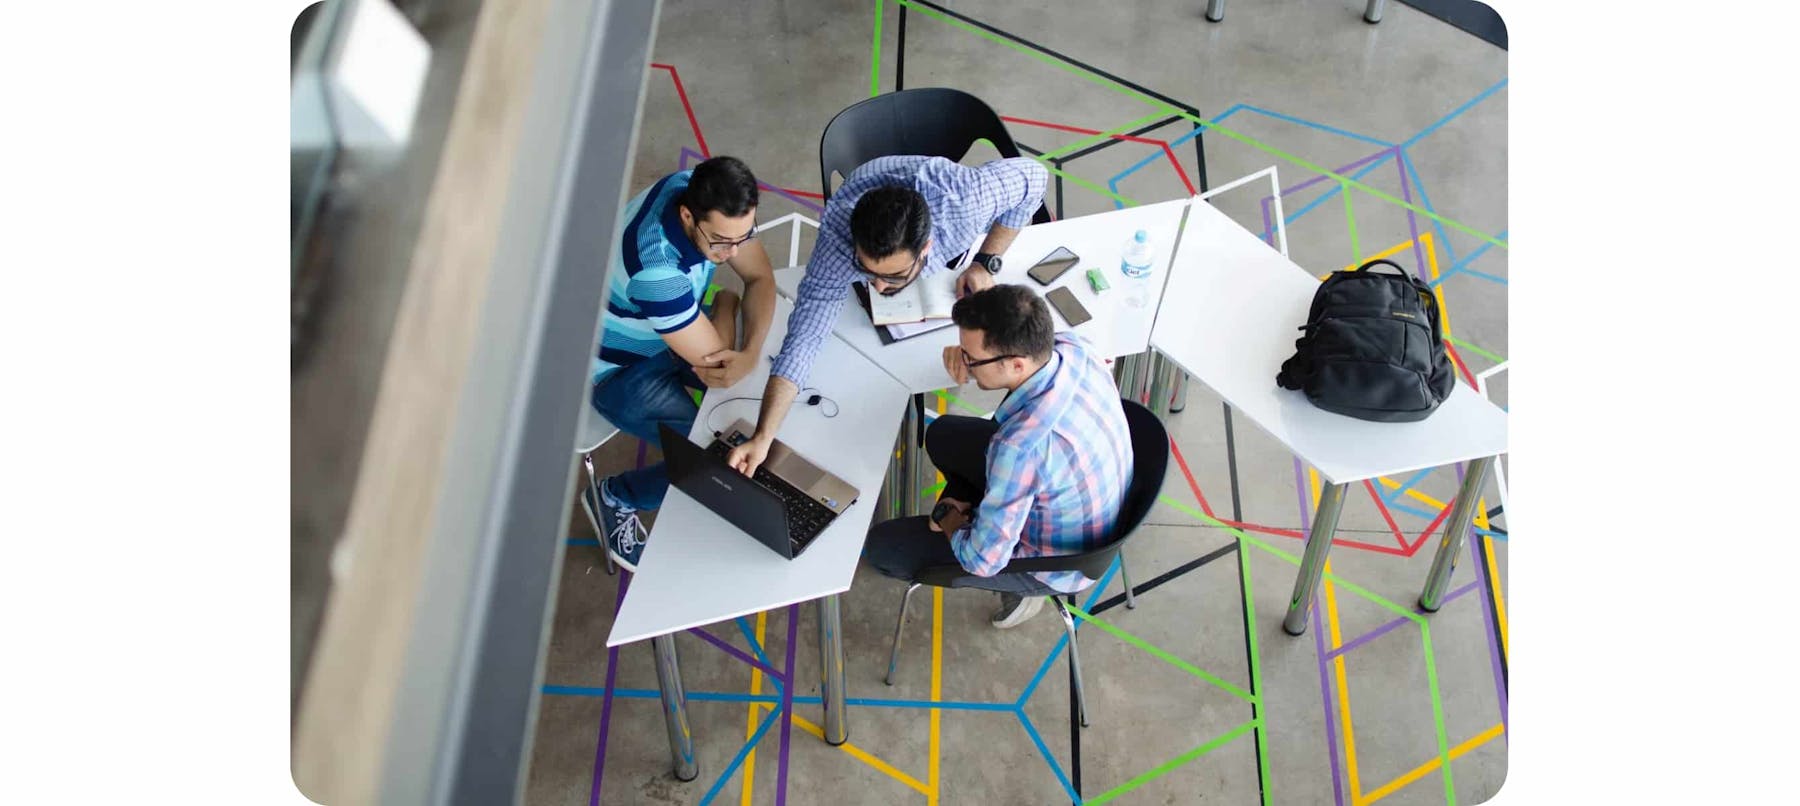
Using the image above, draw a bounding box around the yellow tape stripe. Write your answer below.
[1357,723,1506,805]
[740,611,768,806]
[789,713,933,797]
[928,587,944,805]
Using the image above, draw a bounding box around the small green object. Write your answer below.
[1086,268,1110,292]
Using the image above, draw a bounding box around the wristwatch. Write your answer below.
[972,252,1003,275]
[931,500,963,529]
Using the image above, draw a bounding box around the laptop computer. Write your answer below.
[659,419,860,560]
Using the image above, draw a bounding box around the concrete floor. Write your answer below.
[524,1,1508,803]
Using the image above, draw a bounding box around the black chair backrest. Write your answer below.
[916,399,1169,587]
[818,88,1052,224]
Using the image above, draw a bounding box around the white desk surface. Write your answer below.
[773,198,1191,393]
[1149,198,1507,485]
[606,297,912,647]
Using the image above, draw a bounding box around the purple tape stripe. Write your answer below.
[1323,582,1477,662]
[689,624,789,683]
[1296,457,1347,806]
[1461,463,1510,735]
[588,571,631,806]
[774,604,800,805]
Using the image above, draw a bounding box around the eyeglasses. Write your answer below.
[697,219,757,252]
[960,349,1021,369]
[856,251,925,296]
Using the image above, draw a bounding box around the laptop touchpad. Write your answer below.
[767,455,826,491]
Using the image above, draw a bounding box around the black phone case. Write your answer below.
[1045,287,1092,327]
[1028,248,1080,286]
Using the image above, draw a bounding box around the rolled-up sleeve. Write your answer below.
[985,157,1049,229]
[951,437,1039,577]
[770,216,855,387]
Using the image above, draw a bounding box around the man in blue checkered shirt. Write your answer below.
[719,155,1048,477]
[864,285,1133,628]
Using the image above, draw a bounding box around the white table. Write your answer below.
[604,296,912,778]
[1149,197,1508,635]
[773,197,1192,393]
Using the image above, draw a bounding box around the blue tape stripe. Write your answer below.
[1383,468,1437,506]
[734,616,782,690]
[1017,711,1082,802]
[697,701,784,806]
[1402,78,1508,149]
[1231,104,1393,148]
[1397,148,1461,268]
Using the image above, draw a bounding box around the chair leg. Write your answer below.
[583,451,616,576]
[1119,553,1137,610]
[885,583,922,686]
[1052,597,1089,728]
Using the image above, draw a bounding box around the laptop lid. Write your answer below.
[659,423,796,559]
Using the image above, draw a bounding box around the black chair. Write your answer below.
[881,400,1170,727]
[817,87,1052,225]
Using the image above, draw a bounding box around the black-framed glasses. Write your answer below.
[856,251,925,296]
[697,219,757,252]
[961,349,1021,369]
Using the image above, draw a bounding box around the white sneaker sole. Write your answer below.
[991,594,1046,629]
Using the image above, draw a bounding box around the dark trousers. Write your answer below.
[862,415,1057,595]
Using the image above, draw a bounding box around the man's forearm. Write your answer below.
[978,224,1022,259]
[739,273,777,355]
[753,375,800,442]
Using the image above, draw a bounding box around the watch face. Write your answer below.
[983,256,1003,274]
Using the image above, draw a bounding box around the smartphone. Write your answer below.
[1027,247,1081,286]
[1044,286,1093,328]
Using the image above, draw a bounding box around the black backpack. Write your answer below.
[1276,259,1455,422]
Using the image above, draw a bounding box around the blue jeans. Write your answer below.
[590,350,703,511]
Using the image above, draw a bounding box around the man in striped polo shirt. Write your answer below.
[863,285,1133,628]
[582,156,778,571]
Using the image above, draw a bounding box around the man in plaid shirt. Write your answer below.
[721,155,1047,478]
[863,285,1134,628]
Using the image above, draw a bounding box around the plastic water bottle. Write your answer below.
[1120,229,1156,308]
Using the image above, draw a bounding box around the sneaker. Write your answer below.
[991,591,1046,629]
[581,480,647,571]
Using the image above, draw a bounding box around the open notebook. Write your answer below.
[866,270,959,326]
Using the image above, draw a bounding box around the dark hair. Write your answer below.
[680,156,759,219]
[951,284,1054,362]
[849,185,932,260]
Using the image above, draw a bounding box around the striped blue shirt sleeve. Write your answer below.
[981,158,1049,229]
[950,437,1041,577]
[624,255,701,334]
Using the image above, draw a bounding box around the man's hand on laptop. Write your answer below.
[726,435,772,478]
[697,349,755,389]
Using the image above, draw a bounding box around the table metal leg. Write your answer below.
[1148,352,1177,418]
[1205,0,1225,23]
[651,633,698,781]
[1282,481,1349,636]
[904,394,923,516]
[1169,371,1189,413]
[1364,0,1387,24]
[819,594,849,745]
[1419,456,1496,611]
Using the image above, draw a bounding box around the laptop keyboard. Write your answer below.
[704,441,838,547]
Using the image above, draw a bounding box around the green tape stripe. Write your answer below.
[1240,538,1271,806]
[1421,622,1456,805]
[934,390,989,416]
[1039,158,1138,206]
[920,479,945,499]
[1037,111,1170,160]
[1446,336,1505,365]
[1180,113,1505,251]
[1085,720,1260,806]
[1065,603,1254,702]
[895,0,1183,119]
[869,0,883,98]
[1156,495,1424,624]
[1343,182,1360,263]
[894,0,1507,252]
